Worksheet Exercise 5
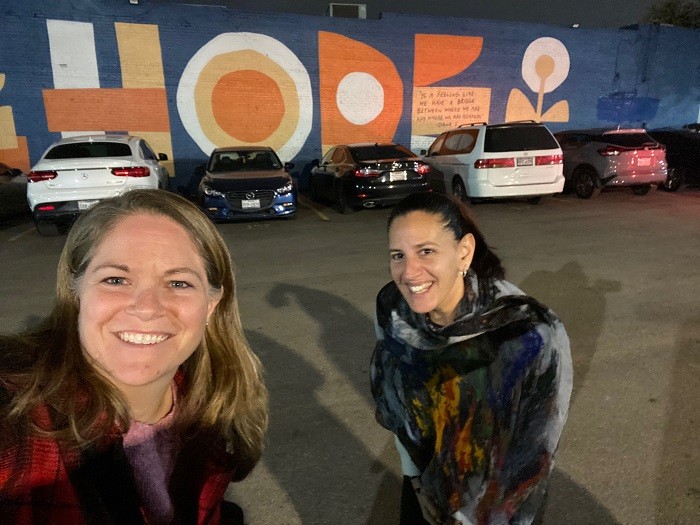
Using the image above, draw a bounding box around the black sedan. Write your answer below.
[308,143,437,213]
[647,128,700,191]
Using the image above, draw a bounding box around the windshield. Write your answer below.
[44,142,132,159]
[350,145,414,162]
[209,150,282,173]
[484,126,559,152]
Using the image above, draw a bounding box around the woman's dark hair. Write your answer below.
[388,191,505,282]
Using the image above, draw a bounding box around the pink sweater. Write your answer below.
[123,393,180,524]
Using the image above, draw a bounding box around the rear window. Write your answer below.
[45,142,132,159]
[351,145,413,162]
[484,126,559,152]
[600,133,658,148]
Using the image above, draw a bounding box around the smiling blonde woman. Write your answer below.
[0,189,268,524]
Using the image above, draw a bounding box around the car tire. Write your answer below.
[309,177,321,202]
[452,177,468,202]
[35,218,60,237]
[660,167,683,192]
[573,168,601,199]
[527,196,543,205]
[335,184,354,214]
[631,184,652,196]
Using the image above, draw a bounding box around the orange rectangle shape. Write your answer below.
[43,88,170,132]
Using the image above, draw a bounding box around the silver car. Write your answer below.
[555,129,667,198]
[27,134,170,235]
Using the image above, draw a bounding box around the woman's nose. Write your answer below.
[403,255,422,279]
[126,286,164,320]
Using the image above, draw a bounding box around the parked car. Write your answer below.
[309,143,434,213]
[554,128,667,198]
[198,146,296,220]
[422,121,564,203]
[0,163,29,218]
[27,134,170,235]
[647,128,700,191]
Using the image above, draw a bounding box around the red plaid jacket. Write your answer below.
[0,393,244,524]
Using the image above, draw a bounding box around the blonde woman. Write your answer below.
[0,189,268,524]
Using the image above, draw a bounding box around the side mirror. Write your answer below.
[284,162,295,171]
[310,159,320,167]
[158,153,168,161]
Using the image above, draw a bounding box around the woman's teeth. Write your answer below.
[118,332,169,345]
[409,283,431,294]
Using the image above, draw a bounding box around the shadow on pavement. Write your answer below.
[518,260,621,401]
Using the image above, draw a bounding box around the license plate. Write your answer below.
[241,199,260,209]
[78,200,99,210]
[390,171,407,181]
[637,158,651,166]
[517,156,534,166]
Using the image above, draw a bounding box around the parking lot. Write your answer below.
[0,187,698,524]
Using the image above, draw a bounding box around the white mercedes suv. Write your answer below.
[27,134,170,235]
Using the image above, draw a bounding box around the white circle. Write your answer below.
[176,33,312,160]
[336,72,384,126]
[521,37,570,94]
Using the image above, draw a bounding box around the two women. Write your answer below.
[371,192,573,524]
[0,190,268,523]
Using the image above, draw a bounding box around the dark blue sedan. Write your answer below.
[198,147,296,220]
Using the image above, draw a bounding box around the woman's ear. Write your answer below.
[207,287,224,319]
[459,233,476,271]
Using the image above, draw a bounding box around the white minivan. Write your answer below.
[423,121,564,203]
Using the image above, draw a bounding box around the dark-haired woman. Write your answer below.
[370,192,572,524]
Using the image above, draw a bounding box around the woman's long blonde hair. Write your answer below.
[0,190,268,475]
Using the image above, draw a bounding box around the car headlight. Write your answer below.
[276,181,293,195]
[203,185,223,197]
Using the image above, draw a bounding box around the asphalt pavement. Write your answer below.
[0,186,698,524]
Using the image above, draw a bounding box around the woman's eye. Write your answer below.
[390,253,403,261]
[103,277,126,285]
[420,248,434,255]
[170,280,193,289]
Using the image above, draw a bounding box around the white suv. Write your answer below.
[28,134,170,235]
[423,122,564,203]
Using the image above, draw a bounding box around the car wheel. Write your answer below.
[660,167,683,192]
[335,184,354,214]
[573,168,601,199]
[527,196,543,205]
[35,218,60,237]
[309,177,321,202]
[452,177,468,202]
[631,184,652,196]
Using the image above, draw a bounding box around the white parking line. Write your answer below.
[8,226,35,242]
[297,195,330,221]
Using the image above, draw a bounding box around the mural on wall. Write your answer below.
[318,32,403,155]
[177,32,312,163]
[0,3,697,184]
[410,34,489,152]
[0,72,30,173]
[505,37,570,123]
[42,20,174,175]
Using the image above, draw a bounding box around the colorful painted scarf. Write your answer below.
[370,274,572,524]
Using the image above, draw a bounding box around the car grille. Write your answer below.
[224,189,275,210]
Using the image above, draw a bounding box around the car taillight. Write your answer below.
[354,168,382,178]
[28,170,58,182]
[597,145,624,156]
[37,204,56,211]
[415,162,430,175]
[535,154,563,165]
[474,158,515,169]
[111,166,150,177]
